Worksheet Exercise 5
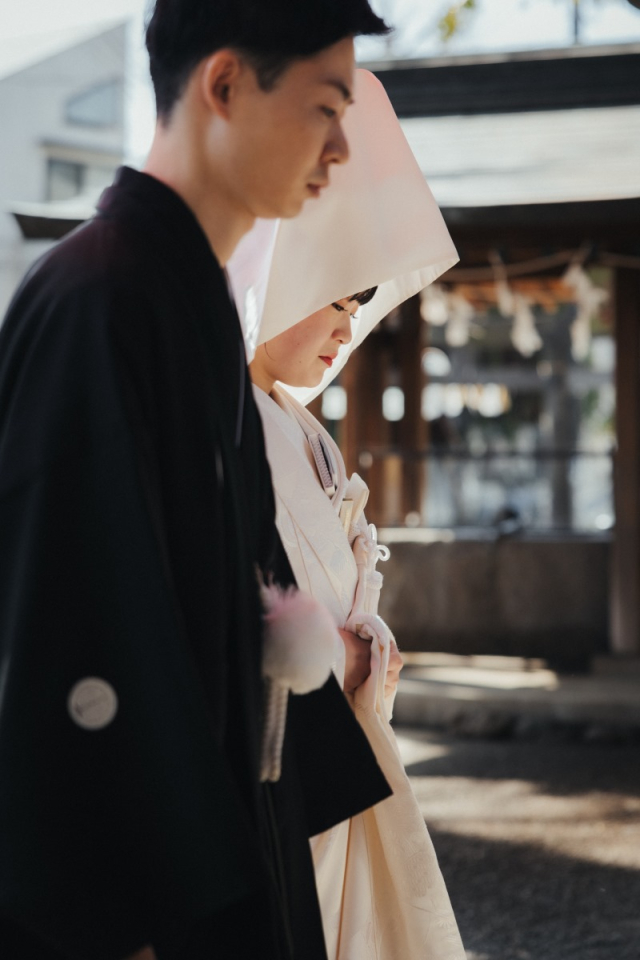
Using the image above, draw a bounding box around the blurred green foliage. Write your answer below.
[437,0,621,43]
[438,0,478,41]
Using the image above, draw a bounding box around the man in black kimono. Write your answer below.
[0,2,391,959]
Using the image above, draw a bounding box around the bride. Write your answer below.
[232,69,465,960]
[249,290,466,960]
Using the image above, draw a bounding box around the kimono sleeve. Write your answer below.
[268,537,392,837]
[0,278,257,959]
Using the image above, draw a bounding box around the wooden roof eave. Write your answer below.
[440,196,640,269]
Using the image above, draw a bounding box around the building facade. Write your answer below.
[0,23,126,319]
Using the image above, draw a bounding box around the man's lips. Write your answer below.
[307,180,328,198]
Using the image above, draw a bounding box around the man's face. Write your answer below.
[225,37,355,219]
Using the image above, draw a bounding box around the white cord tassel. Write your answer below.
[259,580,337,783]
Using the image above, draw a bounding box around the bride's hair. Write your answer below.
[349,287,377,307]
[146,0,389,119]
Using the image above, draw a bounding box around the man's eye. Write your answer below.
[321,106,337,119]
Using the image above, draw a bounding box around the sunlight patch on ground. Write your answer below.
[408,774,640,870]
[403,665,559,690]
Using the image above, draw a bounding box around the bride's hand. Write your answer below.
[385,639,403,698]
[338,628,372,693]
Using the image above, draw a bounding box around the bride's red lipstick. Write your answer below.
[320,356,333,367]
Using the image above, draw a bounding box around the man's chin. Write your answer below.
[277,189,320,220]
[254,184,323,220]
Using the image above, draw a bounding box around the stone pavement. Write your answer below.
[394,653,640,740]
[397,725,640,960]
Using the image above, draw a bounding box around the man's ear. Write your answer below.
[200,49,245,118]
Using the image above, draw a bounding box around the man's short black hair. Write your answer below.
[146,0,390,118]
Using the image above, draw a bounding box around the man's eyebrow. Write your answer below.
[323,78,354,104]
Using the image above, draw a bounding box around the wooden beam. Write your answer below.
[437,198,640,276]
[442,196,640,240]
[12,212,84,241]
[370,45,640,117]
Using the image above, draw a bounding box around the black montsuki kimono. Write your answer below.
[0,168,390,960]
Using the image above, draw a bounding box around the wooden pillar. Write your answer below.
[307,393,323,424]
[340,344,360,479]
[343,331,387,525]
[397,295,424,520]
[611,267,640,654]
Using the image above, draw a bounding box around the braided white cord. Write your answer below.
[368,523,390,561]
[260,679,289,783]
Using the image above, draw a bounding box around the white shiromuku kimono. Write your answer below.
[255,383,466,960]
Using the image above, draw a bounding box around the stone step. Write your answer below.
[393,655,640,740]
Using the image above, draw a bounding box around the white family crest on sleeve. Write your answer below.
[68,677,118,730]
[259,578,337,782]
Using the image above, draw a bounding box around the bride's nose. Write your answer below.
[335,312,353,345]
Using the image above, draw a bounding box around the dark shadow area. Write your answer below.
[401,730,640,799]
[431,826,640,960]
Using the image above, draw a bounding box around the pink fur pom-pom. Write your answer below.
[261,584,336,694]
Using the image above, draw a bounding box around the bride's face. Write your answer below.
[257,298,357,388]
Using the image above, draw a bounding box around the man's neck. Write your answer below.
[144,127,253,267]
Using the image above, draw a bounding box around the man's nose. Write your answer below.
[324,120,349,166]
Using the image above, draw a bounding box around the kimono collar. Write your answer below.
[253,385,316,474]
[97,167,222,294]
[99,167,248,447]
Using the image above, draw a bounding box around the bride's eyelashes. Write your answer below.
[332,301,359,320]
